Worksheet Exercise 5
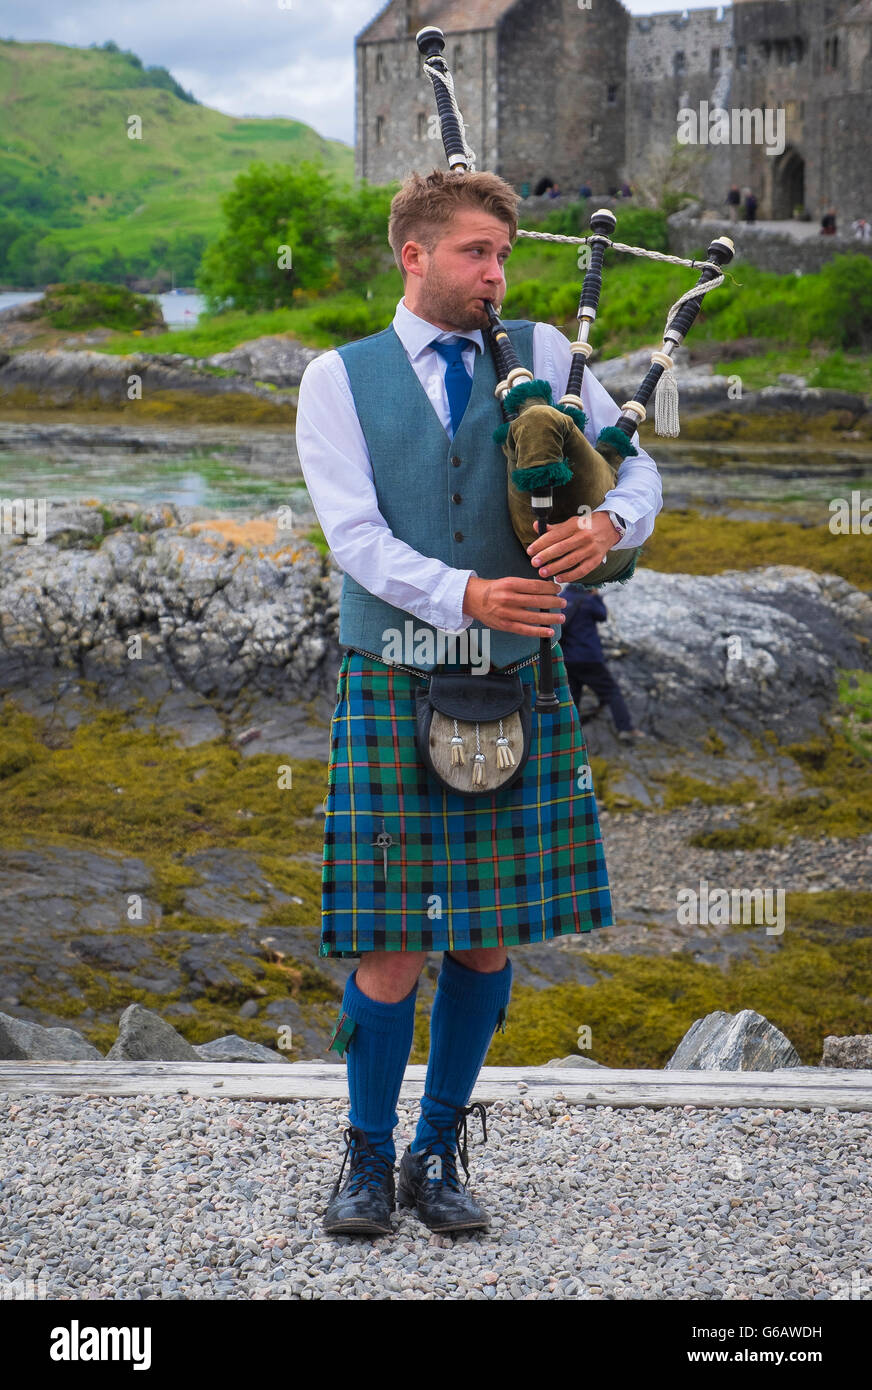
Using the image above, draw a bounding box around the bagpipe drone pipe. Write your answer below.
[415,26,735,711]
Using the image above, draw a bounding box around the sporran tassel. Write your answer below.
[450,718,465,766]
[495,718,515,769]
[472,721,486,786]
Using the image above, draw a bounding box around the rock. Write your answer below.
[193,1035,288,1063]
[105,1003,200,1061]
[666,1008,801,1070]
[0,348,297,408]
[539,1055,611,1069]
[579,565,872,756]
[0,1010,102,1060]
[0,498,342,708]
[207,335,323,386]
[821,1035,872,1068]
[70,935,156,972]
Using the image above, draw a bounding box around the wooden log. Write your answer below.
[0,1062,871,1109]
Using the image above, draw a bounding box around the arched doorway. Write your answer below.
[772,147,805,219]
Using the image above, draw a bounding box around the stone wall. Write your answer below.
[496,0,628,195]
[356,0,872,225]
[667,215,872,275]
[354,28,498,184]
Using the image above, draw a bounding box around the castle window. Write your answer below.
[375,115,385,145]
[607,83,618,104]
[453,44,463,73]
[824,36,839,68]
[375,52,385,83]
[673,50,686,77]
[417,111,427,141]
[710,47,720,75]
[589,121,601,140]
[737,44,747,68]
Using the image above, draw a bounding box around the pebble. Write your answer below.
[0,1094,869,1300]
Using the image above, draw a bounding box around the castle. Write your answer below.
[354,0,872,223]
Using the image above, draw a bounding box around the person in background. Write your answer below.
[851,216,872,241]
[726,185,741,222]
[558,587,645,743]
[743,189,757,223]
[820,208,838,235]
[579,183,592,199]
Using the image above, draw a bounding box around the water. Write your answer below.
[0,421,869,521]
[0,289,205,330]
[0,423,311,516]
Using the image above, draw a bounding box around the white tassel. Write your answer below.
[654,365,680,437]
[496,719,515,768]
[450,718,465,766]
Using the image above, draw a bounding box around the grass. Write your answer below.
[637,507,872,589]
[472,891,872,1069]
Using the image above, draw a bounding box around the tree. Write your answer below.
[197,160,335,312]
[330,179,397,294]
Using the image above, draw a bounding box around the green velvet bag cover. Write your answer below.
[502,397,639,586]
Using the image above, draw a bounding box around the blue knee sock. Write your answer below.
[412,953,512,1155]
[332,969,417,1165]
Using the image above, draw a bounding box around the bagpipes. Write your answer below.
[416,25,735,713]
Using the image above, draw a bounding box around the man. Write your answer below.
[560,587,644,742]
[296,168,662,1239]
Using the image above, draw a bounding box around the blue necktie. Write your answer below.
[430,337,475,435]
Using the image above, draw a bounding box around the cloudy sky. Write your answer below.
[4,0,729,146]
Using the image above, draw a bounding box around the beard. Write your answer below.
[418,262,497,331]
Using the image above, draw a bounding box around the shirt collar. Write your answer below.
[393,297,484,362]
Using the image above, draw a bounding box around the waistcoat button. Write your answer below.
[451,493,461,503]
[454,531,463,542]
[451,456,461,466]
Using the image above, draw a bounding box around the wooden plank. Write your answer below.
[1,1062,871,1109]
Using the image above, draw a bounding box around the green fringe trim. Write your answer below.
[502,377,554,415]
[327,1012,356,1058]
[511,459,574,491]
[570,545,643,591]
[555,402,587,432]
[492,420,511,445]
[596,425,638,459]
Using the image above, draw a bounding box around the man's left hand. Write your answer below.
[525,511,622,582]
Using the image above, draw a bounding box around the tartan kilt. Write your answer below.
[318,646,614,957]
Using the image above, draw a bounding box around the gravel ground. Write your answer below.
[1,1093,870,1301]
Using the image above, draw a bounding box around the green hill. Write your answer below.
[0,38,354,289]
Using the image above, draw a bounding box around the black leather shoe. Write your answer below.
[322,1125,396,1237]
[397,1101,490,1233]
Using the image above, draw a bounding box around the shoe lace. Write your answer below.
[334,1125,393,1197]
[419,1098,488,1192]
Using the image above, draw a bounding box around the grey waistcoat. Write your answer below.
[335,318,546,673]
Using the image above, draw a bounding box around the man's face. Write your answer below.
[402,205,513,332]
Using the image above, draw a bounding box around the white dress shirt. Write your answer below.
[295,297,663,633]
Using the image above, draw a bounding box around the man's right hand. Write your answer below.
[462,575,567,637]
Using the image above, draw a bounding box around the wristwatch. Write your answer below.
[606,511,627,540]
